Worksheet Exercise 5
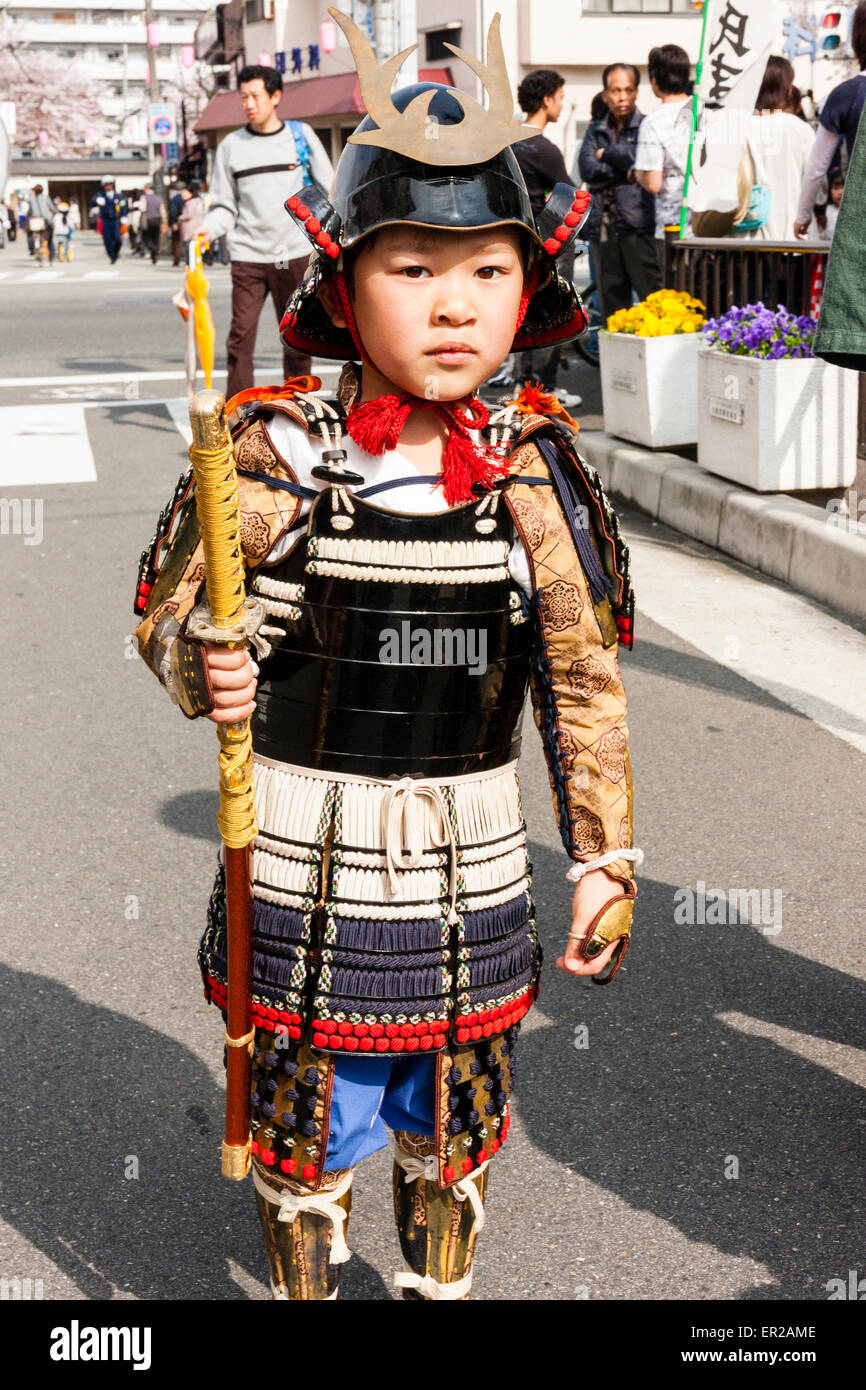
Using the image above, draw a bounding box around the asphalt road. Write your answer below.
[0,233,864,1306]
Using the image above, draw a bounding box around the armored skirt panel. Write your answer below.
[198,484,542,1060]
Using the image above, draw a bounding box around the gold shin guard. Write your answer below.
[253,1158,354,1301]
[391,1131,489,1300]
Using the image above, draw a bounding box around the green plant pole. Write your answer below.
[680,0,713,239]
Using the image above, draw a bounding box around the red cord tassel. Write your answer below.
[345,393,412,454]
[345,392,506,505]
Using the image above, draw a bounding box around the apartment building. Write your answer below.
[0,0,208,149]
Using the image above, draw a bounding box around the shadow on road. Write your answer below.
[0,963,389,1300]
[522,841,866,1299]
[159,789,220,842]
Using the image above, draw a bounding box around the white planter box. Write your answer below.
[697,348,857,492]
[599,330,700,448]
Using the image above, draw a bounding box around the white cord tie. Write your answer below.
[382,777,459,924]
[396,1150,439,1184]
[394,1145,489,1234]
[254,1165,353,1265]
[566,847,644,884]
[394,1270,474,1300]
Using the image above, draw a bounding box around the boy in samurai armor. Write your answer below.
[133,9,641,1301]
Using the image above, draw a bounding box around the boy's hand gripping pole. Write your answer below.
[188,389,258,1180]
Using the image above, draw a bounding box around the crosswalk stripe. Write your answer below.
[0,404,97,486]
[20,270,64,281]
[82,270,120,280]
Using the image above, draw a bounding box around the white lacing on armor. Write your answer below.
[253,576,305,603]
[308,559,508,584]
[253,1164,353,1265]
[310,535,509,570]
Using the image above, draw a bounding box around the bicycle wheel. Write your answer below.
[574,281,602,368]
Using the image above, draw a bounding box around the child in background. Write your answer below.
[53,202,73,262]
[820,170,845,242]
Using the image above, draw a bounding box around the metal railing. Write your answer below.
[663,237,827,318]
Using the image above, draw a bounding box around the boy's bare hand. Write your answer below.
[556,867,627,977]
[203,642,257,724]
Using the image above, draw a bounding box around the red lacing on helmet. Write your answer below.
[515,259,541,333]
[333,271,372,365]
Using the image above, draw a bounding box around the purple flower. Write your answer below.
[702,301,815,359]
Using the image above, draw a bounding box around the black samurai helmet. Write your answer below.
[280,9,591,361]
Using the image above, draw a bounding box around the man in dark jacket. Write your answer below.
[492,68,580,406]
[578,64,661,320]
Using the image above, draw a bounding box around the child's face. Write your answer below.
[329,224,527,400]
[831,182,844,207]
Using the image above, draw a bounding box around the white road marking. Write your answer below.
[0,404,96,486]
[0,364,341,389]
[82,270,120,281]
[164,397,192,447]
[0,369,221,388]
[0,271,10,280]
[628,526,866,755]
[20,270,63,282]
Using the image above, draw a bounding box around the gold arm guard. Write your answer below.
[582,889,635,987]
[188,389,258,851]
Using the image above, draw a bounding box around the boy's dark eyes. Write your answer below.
[396,264,509,279]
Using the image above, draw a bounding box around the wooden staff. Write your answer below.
[188,389,257,1180]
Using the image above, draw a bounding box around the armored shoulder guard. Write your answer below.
[540,421,635,648]
[506,412,635,648]
[230,385,349,453]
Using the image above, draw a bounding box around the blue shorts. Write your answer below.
[325,1054,437,1169]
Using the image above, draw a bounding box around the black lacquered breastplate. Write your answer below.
[249,485,532,778]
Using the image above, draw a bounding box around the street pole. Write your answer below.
[144,0,161,185]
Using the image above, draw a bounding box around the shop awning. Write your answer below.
[194,69,454,133]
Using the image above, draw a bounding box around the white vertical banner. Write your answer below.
[687,0,780,216]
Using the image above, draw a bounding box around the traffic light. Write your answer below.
[820,7,849,57]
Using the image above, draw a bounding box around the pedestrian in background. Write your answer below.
[91,179,127,264]
[177,183,203,266]
[505,67,581,407]
[796,0,866,237]
[28,184,56,264]
[633,45,693,270]
[195,63,334,400]
[739,56,815,242]
[128,189,143,256]
[169,184,184,266]
[141,184,163,264]
[578,63,659,319]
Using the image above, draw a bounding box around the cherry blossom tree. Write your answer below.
[0,39,109,155]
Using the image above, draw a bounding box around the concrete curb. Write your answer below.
[579,431,866,624]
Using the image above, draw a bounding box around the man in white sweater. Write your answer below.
[198,64,335,400]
